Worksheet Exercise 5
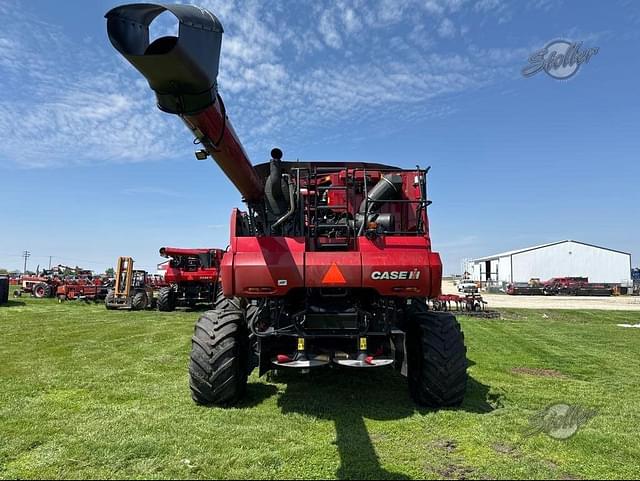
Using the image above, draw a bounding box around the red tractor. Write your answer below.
[106,3,467,408]
[15,274,61,298]
[157,247,223,311]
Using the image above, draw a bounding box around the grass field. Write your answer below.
[1,298,639,479]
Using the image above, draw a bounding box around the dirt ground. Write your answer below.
[442,280,640,311]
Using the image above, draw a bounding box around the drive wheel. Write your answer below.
[189,295,249,406]
[131,291,148,310]
[105,290,116,309]
[33,283,48,298]
[406,299,467,407]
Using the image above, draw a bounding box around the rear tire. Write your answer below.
[157,286,175,311]
[189,296,248,406]
[105,290,116,310]
[33,283,48,298]
[131,291,148,310]
[406,299,467,407]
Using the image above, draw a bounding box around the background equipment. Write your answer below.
[105,257,155,310]
[157,247,223,311]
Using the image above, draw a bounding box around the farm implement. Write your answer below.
[507,277,616,296]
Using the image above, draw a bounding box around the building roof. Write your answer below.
[473,240,631,262]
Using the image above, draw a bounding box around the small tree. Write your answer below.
[105,267,115,277]
[0,268,8,275]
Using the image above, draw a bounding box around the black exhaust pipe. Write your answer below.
[105,3,223,114]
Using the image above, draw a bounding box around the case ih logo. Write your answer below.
[371,269,421,280]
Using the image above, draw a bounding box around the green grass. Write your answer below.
[1,299,639,479]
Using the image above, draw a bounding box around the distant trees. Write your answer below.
[105,267,115,277]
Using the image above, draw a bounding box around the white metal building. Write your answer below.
[472,240,632,285]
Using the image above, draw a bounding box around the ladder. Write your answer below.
[309,166,353,249]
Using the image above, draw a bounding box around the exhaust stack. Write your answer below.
[106,3,264,202]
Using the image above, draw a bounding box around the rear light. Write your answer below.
[245,287,275,293]
[276,354,293,363]
[392,287,420,292]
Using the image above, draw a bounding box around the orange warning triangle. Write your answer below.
[322,262,347,284]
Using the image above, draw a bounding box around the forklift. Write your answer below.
[105,257,155,310]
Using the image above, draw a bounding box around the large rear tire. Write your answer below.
[189,296,248,406]
[157,287,175,312]
[105,290,116,310]
[33,283,48,298]
[406,300,467,407]
[131,291,148,311]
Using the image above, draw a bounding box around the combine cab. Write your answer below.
[106,3,468,407]
[105,257,155,310]
[156,247,223,311]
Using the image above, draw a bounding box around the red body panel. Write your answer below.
[223,237,305,297]
[222,233,443,298]
[360,237,440,297]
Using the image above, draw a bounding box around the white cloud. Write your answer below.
[438,18,457,38]
[318,10,343,49]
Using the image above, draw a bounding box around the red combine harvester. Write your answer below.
[157,247,223,311]
[106,3,467,407]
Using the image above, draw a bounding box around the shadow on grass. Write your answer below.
[174,305,213,313]
[236,382,279,409]
[274,368,497,479]
[1,300,26,307]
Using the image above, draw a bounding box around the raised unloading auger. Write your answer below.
[106,3,468,410]
[106,3,263,202]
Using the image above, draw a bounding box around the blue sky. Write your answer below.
[0,0,638,275]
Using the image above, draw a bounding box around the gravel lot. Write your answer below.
[442,280,640,311]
